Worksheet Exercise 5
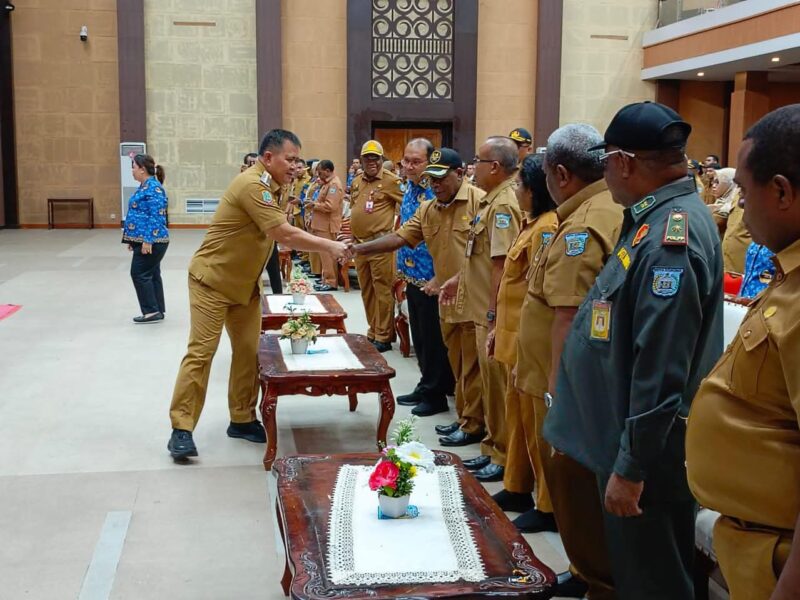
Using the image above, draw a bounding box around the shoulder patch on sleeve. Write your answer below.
[261,190,274,205]
[495,213,512,229]
[651,267,684,297]
[663,211,688,246]
[564,232,589,256]
[328,185,337,195]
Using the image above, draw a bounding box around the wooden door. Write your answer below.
[373,127,443,164]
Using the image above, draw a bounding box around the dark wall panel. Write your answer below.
[256,0,283,135]
[117,0,146,142]
[534,0,563,147]
[0,7,17,227]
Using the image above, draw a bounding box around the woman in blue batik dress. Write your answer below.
[739,242,776,300]
[122,154,169,324]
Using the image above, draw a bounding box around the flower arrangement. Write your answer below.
[288,266,312,296]
[369,416,436,498]
[279,310,318,343]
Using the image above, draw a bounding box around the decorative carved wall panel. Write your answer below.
[371,0,454,100]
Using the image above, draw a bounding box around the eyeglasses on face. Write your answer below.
[401,158,426,168]
[472,156,495,165]
[599,149,636,162]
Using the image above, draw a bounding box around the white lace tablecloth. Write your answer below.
[278,337,363,371]
[266,294,327,314]
[327,465,486,585]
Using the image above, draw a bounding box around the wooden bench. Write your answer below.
[47,198,94,229]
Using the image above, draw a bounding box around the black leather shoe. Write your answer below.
[314,284,338,292]
[397,392,424,406]
[411,400,448,417]
[474,463,505,482]
[513,508,558,533]
[371,340,392,352]
[462,455,491,471]
[492,489,535,513]
[227,420,266,443]
[168,429,197,460]
[133,312,164,324]
[435,421,460,436]
[439,429,483,447]
[553,571,588,598]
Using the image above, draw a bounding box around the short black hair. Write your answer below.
[319,159,334,171]
[744,104,800,189]
[407,137,434,159]
[243,152,258,164]
[258,129,301,155]
[706,154,720,163]
[519,154,557,217]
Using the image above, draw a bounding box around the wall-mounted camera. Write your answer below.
[80,25,88,42]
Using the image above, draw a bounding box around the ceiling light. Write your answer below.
[697,72,705,77]
[771,56,781,63]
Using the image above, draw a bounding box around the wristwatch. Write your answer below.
[486,310,496,322]
[544,392,554,408]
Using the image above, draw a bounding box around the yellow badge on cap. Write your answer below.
[430,150,441,164]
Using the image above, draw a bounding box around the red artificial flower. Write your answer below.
[369,460,399,491]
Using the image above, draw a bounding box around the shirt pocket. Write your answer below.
[730,310,769,400]
[504,244,528,279]
[471,220,487,255]
[422,221,440,239]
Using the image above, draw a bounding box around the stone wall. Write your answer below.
[12,0,120,225]
[144,0,258,224]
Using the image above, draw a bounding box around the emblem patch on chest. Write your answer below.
[564,232,589,256]
[651,267,684,297]
[495,213,512,229]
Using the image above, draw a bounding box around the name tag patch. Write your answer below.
[564,232,589,256]
[651,267,684,297]
[617,247,631,270]
[495,213,512,229]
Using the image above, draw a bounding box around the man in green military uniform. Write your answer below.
[544,102,724,598]
[168,129,349,461]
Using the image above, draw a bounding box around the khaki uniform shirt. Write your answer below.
[515,180,623,396]
[188,161,286,305]
[396,179,485,324]
[310,175,344,234]
[687,238,800,530]
[459,177,522,327]
[721,202,751,274]
[494,211,559,367]
[349,169,403,241]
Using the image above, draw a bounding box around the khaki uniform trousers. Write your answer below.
[714,516,793,600]
[439,320,483,436]
[170,275,261,431]
[475,324,507,465]
[503,382,553,513]
[542,447,615,600]
[311,229,337,286]
[354,252,395,343]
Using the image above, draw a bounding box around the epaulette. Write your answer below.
[662,210,688,246]
[419,176,431,189]
[259,171,272,188]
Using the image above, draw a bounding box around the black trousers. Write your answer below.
[406,283,455,400]
[130,242,168,315]
[265,247,283,294]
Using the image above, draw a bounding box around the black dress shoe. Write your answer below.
[226,420,267,443]
[168,429,197,460]
[411,400,448,417]
[397,392,424,406]
[133,312,164,324]
[314,284,338,292]
[492,489,535,512]
[371,340,392,352]
[435,421,460,436]
[513,508,558,533]
[439,429,483,447]
[473,463,505,482]
[462,455,491,471]
[553,571,588,598]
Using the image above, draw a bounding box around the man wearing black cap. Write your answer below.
[509,127,533,165]
[543,101,724,598]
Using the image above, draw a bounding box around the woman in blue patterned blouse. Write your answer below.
[123,154,169,323]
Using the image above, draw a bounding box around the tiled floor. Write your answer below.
[0,229,722,600]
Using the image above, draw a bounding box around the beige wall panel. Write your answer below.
[474,0,537,151]
[281,0,347,172]
[12,2,120,225]
[559,0,656,135]
[145,0,258,224]
[678,81,728,164]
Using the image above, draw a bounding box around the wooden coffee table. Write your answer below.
[258,334,396,470]
[272,452,555,599]
[261,293,348,333]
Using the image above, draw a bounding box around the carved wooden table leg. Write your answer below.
[376,382,395,449]
[336,319,347,334]
[276,501,291,596]
[348,390,358,412]
[261,382,279,470]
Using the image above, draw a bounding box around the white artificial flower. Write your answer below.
[395,441,436,472]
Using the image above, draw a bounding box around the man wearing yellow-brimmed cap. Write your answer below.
[349,140,404,351]
[509,127,533,165]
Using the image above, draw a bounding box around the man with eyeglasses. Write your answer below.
[351,148,485,436]
[349,140,404,352]
[544,102,723,599]
[439,137,522,482]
